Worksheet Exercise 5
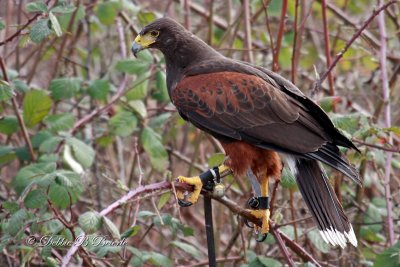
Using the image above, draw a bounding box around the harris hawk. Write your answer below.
[132,18,360,248]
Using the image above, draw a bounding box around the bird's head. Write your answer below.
[131,18,186,57]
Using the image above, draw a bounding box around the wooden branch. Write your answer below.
[320,0,335,101]
[0,57,35,161]
[312,0,399,95]
[272,0,288,71]
[62,180,322,266]
[377,1,395,246]
[0,13,41,46]
[352,139,400,153]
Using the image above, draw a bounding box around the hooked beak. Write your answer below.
[131,41,143,58]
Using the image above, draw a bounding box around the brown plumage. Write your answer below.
[132,17,360,247]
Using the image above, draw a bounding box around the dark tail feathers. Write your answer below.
[290,157,357,247]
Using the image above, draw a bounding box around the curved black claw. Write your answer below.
[244,219,254,229]
[256,233,268,242]
[178,199,193,207]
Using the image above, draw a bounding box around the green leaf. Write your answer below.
[3,201,19,213]
[373,241,400,267]
[150,252,172,267]
[207,153,225,168]
[23,90,52,128]
[0,116,19,135]
[26,1,48,13]
[49,12,62,36]
[319,96,342,113]
[0,84,13,101]
[39,136,63,153]
[108,110,138,137]
[13,79,29,93]
[6,209,28,236]
[66,137,95,168]
[331,113,363,135]
[58,5,85,31]
[79,212,102,234]
[257,256,282,267]
[307,230,330,253]
[0,19,5,31]
[141,126,168,171]
[63,145,83,174]
[12,162,56,195]
[48,183,70,209]
[171,241,201,259]
[154,71,169,102]
[54,171,75,187]
[24,189,47,209]
[88,79,110,100]
[45,257,59,267]
[30,19,52,43]
[137,49,153,62]
[51,5,76,14]
[125,77,149,100]
[115,59,150,75]
[50,77,81,100]
[103,216,120,239]
[281,168,297,189]
[157,192,171,210]
[95,1,121,25]
[44,113,75,132]
[31,131,53,148]
[121,225,141,239]
[0,146,16,166]
[129,100,147,118]
[383,126,400,136]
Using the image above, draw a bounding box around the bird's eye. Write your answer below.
[150,30,159,37]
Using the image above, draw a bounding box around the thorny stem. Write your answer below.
[272,0,288,71]
[0,57,35,161]
[312,0,399,95]
[243,0,253,62]
[377,1,395,246]
[320,0,336,102]
[52,0,81,78]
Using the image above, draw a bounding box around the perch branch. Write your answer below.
[62,180,322,266]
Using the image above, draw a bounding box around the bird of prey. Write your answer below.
[131,18,360,247]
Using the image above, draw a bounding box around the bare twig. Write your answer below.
[320,0,336,100]
[272,0,288,71]
[242,0,253,62]
[312,0,399,95]
[0,57,35,161]
[377,2,395,246]
[270,226,296,267]
[352,138,400,153]
[70,17,129,134]
[0,12,42,46]
[52,0,80,78]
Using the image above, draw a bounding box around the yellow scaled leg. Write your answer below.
[176,175,202,206]
[247,175,270,241]
[175,165,231,207]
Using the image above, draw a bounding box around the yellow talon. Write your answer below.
[176,176,202,206]
[249,208,270,235]
[218,164,231,176]
[174,164,231,207]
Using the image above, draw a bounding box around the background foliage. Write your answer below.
[0,0,399,266]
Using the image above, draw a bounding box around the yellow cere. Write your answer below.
[134,33,157,48]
